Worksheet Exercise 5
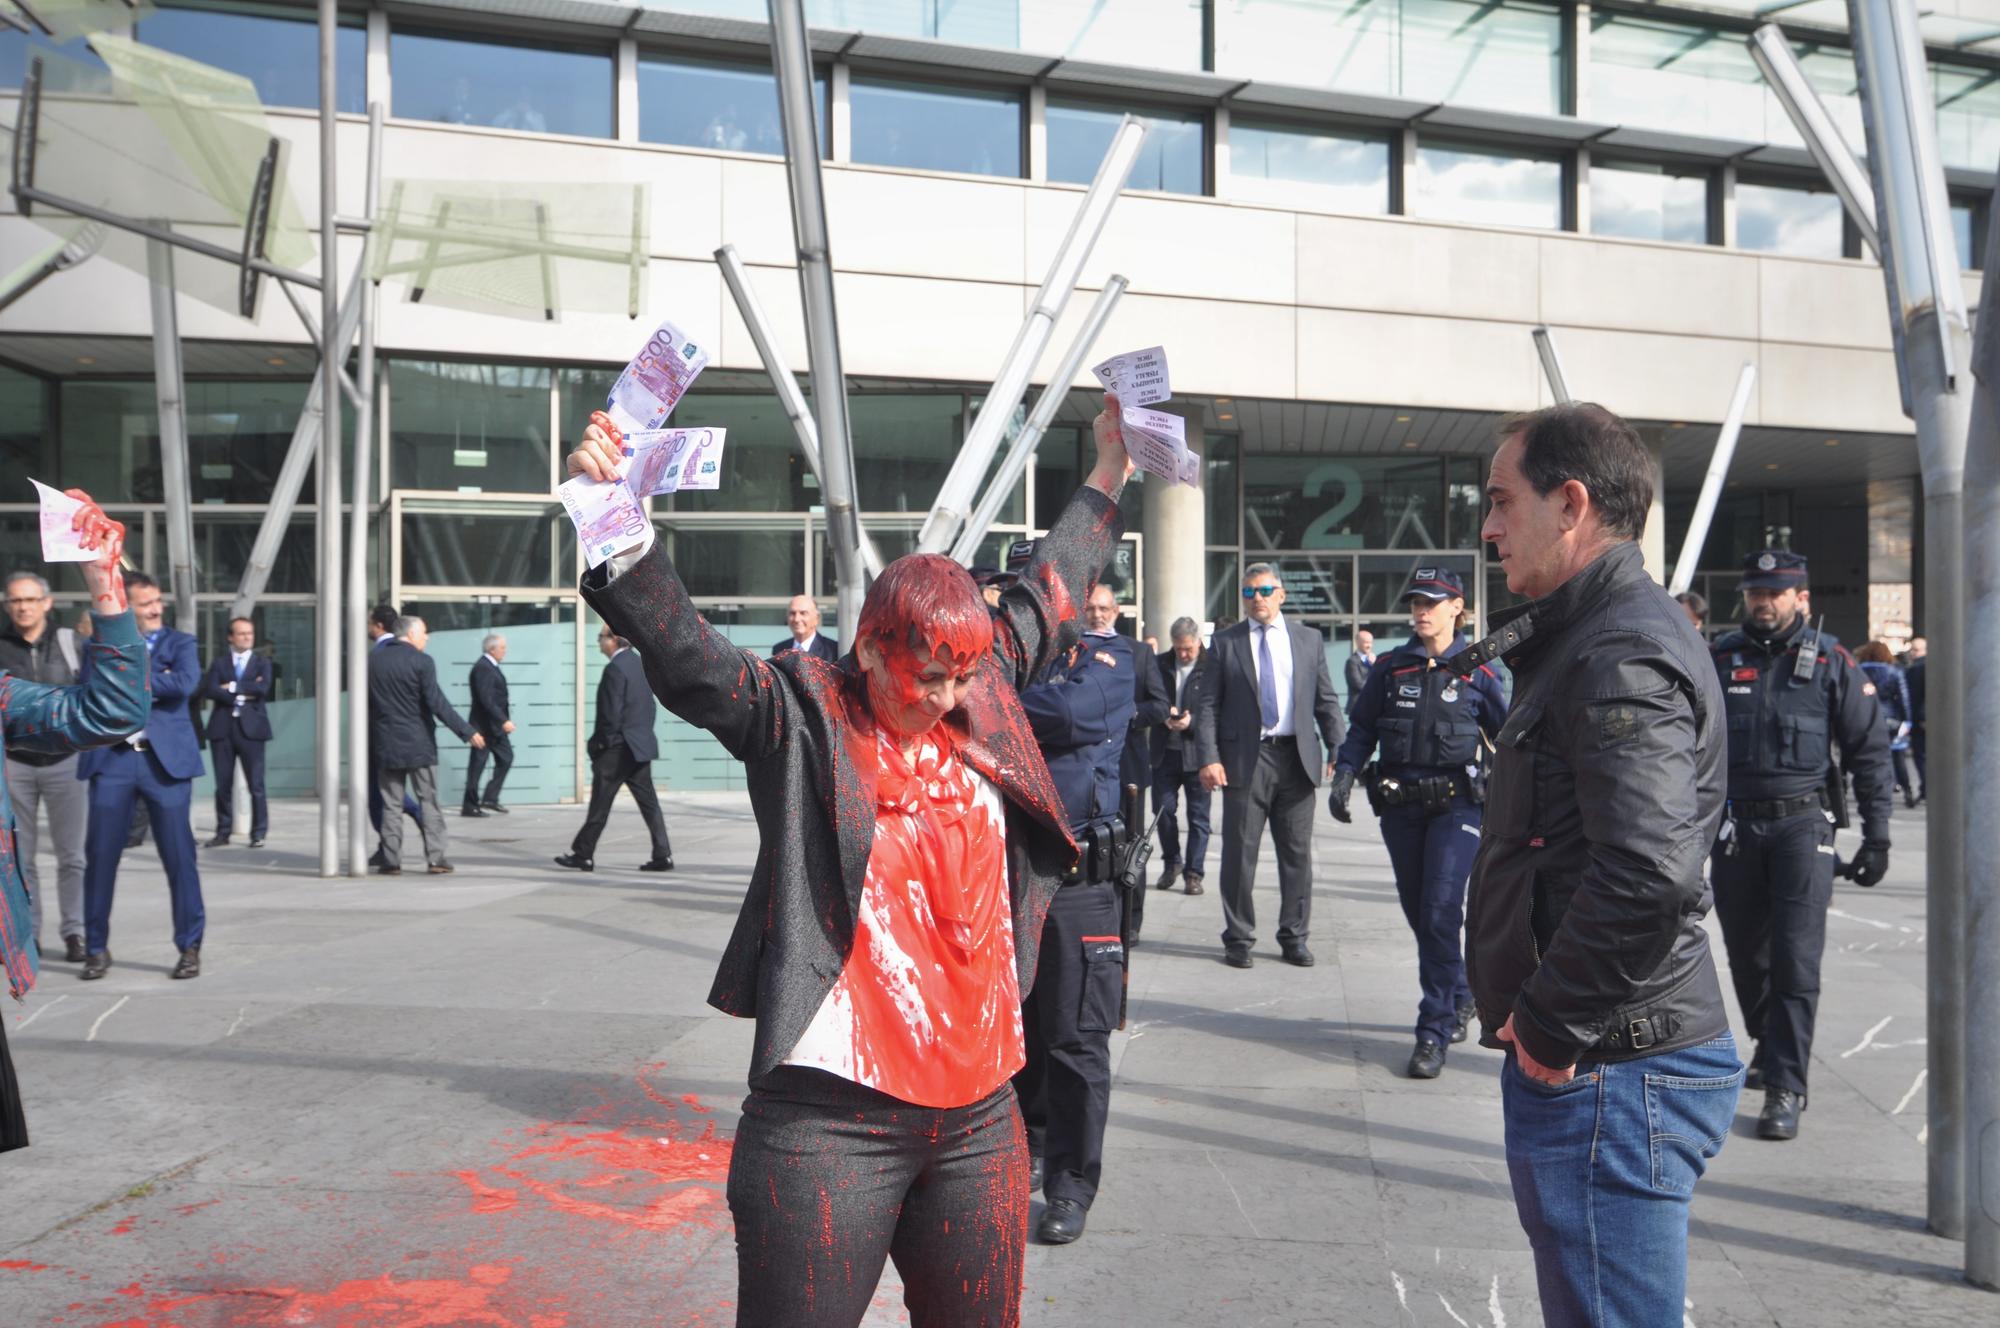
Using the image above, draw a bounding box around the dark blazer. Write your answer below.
[591,649,659,762]
[469,654,510,735]
[1119,633,1170,791]
[1152,647,1215,773]
[580,485,1121,1086]
[79,626,203,782]
[198,651,275,742]
[368,639,473,769]
[1192,616,1344,788]
[771,633,839,663]
[1344,651,1377,703]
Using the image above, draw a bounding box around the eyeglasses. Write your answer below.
[1240,585,1280,599]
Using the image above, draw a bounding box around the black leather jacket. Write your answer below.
[1449,542,1729,1068]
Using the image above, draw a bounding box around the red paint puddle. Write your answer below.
[107,1216,138,1236]
[1,1259,51,1270]
[93,1261,569,1328]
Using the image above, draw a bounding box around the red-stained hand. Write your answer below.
[66,488,127,614]
[1497,1014,1576,1087]
[566,410,629,482]
[1087,390,1136,495]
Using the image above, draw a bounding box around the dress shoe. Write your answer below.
[554,853,593,871]
[460,806,486,818]
[1451,1003,1476,1045]
[63,935,86,964]
[248,838,265,849]
[427,862,455,875]
[1037,1198,1087,1245]
[1027,1155,1045,1194]
[1280,943,1315,967]
[1407,1039,1447,1079]
[1182,870,1205,896]
[81,950,111,980]
[639,858,674,872]
[369,849,386,869]
[1757,1088,1805,1140]
[1155,861,1182,891]
[1224,946,1253,969]
[373,863,402,876]
[480,802,509,815]
[172,947,201,980]
[204,833,230,848]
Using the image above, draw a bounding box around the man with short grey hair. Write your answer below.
[463,632,515,817]
[368,614,482,874]
[1151,616,1213,895]
[0,571,88,961]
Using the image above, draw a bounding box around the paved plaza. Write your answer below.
[0,789,1985,1326]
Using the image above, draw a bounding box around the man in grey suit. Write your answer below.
[368,616,482,875]
[1192,564,1345,968]
[555,626,673,872]
[1344,628,1378,707]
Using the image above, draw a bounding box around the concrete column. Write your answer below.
[1028,84,1048,183]
[1143,478,1205,643]
[1641,441,1667,583]
[1211,104,1230,197]
[616,38,639,144]
[1867,477,1918,646]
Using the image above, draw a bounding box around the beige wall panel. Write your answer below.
[715,262,811,376]
[1758,258,1893,351]
[1545,327,1761,422]
[1538,237,1760,340]
[1027,191,1298,306]
[829,272,1027,381]
[719,156,806,268]
[825,170,1027,284]
[1298,309,1535,409]
[1760,342,1908,434]
[1297,214,1540,323]
[1041,291,1298,398]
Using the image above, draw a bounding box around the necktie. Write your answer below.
[234,655,246,681]
[1257,626,1279,730]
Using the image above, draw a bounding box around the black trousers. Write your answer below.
[0,1016,26,1152]
[463,729,514,811]
[1217,739,1318,949]
[210,727,268,840]
[727,1066,1027,1328]
[1710,810,1835,1096]
[1014,879,1122,1209]
[571,745,671,861]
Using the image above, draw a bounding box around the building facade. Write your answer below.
[2,0,1985,795]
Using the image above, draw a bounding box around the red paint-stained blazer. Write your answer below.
[581,486,1124,1086]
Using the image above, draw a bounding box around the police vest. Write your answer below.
[1376,657,1484,771]
[1712,629,1840,797]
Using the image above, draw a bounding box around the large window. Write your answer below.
[1227,119,1392,214]
[0,367,47,501]
[849,77,1022,177]
[849,392,968,513]
[1590,161,1710,245]
[401,506,572,588]
[657,1,1204,67]
[138,1,365,113]
[1736,180,1844,259]
[1935,60,2000,173]
[389,361,553,493]
[1047,101,1204,194]
[1218,0,1562,117]
[1412,140,1563,230]
[391,28,613,139]
[637,54,827,157]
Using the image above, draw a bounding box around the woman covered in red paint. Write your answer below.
[567,398,1133,1327]
[0,492,149,1151]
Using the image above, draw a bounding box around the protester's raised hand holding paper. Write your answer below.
[1092,346,1170,406]
[32,479,95,562]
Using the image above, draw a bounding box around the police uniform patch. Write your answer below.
[1757,553,1777,571]
[1732,667,1758,682]
[1398,684,1422,698]
[1596,703,1640,744]
[1862,682,1877,696]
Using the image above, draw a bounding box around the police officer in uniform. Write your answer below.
[1013,543,1135,1247]
[1710,548,1893,1141]
[1328,568,1506,1079]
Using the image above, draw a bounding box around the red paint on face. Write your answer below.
[854,555,994,740]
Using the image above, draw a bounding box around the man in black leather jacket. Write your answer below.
[1451,404,1741,1328]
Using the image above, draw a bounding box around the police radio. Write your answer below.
[1791,615,1826,685]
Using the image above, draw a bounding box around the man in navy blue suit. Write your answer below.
[199,616,274,848]
[770,595,838,662]
[79,573,207,981]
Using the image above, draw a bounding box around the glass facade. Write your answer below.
[1413,141,1563,230]
[138,1,365,113]
[1047,101,1204,194]
[389,361,553,494]
[1934,60,2000,173]
[391,28,614,139]
[1227,119,1392,214]
[1590,161,1710,245]
[1736,180,1844,259]
[637,55,827,158]
[849,77,1023,177]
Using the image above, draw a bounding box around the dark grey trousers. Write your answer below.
[1216,739,1317,950]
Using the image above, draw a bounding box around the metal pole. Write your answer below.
[315,0,342,876]
[1748,24,1882,258]
[145,234,198,627]
[951,276,1129,565]
[916,115,1148,555]
[714,243,882,577]
[768,0,867,645]
[230,261,366,621]
[347,101,384,879]
[1964,169,2000,1290]
[1846,0,1974,1248]
[1531,325,1572,404]
[1668,363,1757,596]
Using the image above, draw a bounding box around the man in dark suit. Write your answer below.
[366,603,421,852]
[79,572,208,981]
[771,594,838,662]
[462,632,515,817]
[198,616,273,848]
[1344,628,1377,709]
[1192,563,1345,969]
[1152,616,1215,895]
[368,615,481,875]
[556,626,673,872]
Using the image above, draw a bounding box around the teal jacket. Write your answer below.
[0,610,150,997]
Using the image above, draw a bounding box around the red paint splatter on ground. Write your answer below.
[173,1199,220,1217]
[92,1261,569,1328]
[0,1259,51,1270]
[450,1170,521,1214]
[106,1217,138,1236]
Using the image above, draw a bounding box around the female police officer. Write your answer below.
[1327,569,1506,1079]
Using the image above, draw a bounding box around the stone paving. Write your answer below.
[0,789,1984,1326]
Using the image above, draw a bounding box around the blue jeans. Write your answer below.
[1502,1033,1742,1328]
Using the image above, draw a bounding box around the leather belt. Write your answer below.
[1732,792,1822,820]
[1258,734,1296,746]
